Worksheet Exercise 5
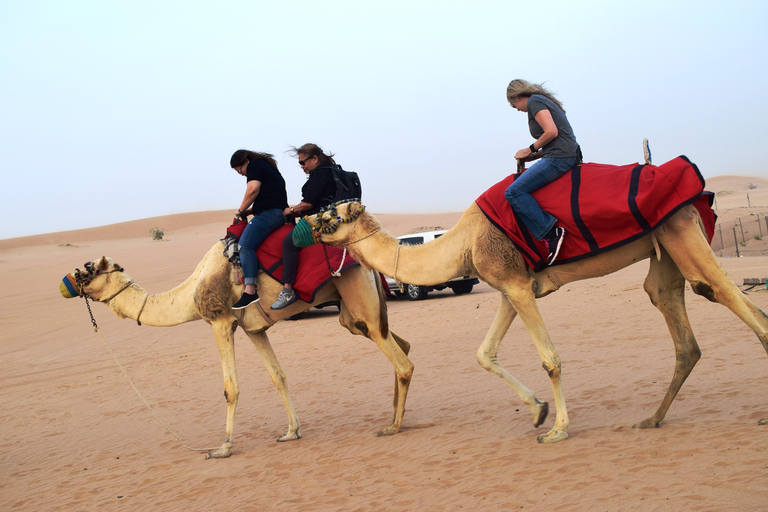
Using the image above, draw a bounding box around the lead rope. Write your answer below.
[83,295,218,453]
[393,244,405,293]
[323,244,347,278]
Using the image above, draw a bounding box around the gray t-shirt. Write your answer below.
[527,94,579,158]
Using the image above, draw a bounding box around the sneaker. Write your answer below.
[542,226,566,266]
[232,292,259,310]
[270,288,299,310]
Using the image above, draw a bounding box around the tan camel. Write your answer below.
[310,200,768,443]
[62,241,413,458]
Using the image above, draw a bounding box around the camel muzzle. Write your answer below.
[60,273,81,298]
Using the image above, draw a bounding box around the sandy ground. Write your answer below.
[2,176,768,511]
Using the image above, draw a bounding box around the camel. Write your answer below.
[61,240,413,458]
[310,200,768,443]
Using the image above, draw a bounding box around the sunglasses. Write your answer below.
[298,156,314,166]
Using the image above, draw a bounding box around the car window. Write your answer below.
[434,234,443,239]
[399,237,424,246]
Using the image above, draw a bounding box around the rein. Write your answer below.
[71,260,145,327]
[71,263,218,453]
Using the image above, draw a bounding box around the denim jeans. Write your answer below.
[504,156,577,240]
[239,208,285,285]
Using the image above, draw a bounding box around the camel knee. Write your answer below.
[476,346,498,371]
[542,360,561,379]
[223,384,239,404]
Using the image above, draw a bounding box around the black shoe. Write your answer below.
[542,226,565,266]
[232,292,259,309]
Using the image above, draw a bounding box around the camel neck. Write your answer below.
[108,279,201,326]
[349,228,468,287]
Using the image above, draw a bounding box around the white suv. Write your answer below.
[384,230,479,301]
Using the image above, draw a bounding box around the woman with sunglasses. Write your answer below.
[271,143,338,310]
[230,150,289,309]
[505,79,581,266]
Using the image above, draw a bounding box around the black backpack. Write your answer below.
[327,164,362,202]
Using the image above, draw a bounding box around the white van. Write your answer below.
[384,230,479,301]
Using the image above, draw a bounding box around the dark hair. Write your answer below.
[288,143,336,166]
[230,150,278,169]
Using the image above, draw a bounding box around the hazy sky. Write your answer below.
[2,0,767,239]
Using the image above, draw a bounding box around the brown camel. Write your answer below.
[61,241,413,458]
[310,200,768,442]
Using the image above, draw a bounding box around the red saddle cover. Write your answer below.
[228,224,358,303]
[475,156,716,272]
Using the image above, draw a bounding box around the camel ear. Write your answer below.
[349,201,364,217]
[94,256,110,271]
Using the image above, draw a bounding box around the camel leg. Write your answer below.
[206,318,240,459]
[635,249,701,428]
[657,208,768,424]
[503,285,568,443]
[391,332,411,411]
[476,294,549,428]
[244,331,301,442]
[336,272,414,437]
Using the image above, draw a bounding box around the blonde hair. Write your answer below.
[506,79,566,113]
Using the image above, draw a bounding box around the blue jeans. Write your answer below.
[239,208,285,285]
[504,156,577,239]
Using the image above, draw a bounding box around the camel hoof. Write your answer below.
[633,418,660,429]
[532,400,549,428]
[537,429,568,443]
[376,425,400,437]
[758,417,768,426]
[277,430,302,442]
[205,446,232,459]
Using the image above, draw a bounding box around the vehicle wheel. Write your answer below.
[450,281,474,295]
[406,284,428,301]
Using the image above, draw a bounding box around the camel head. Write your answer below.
[60,256,128,302]
[309,200,380,246]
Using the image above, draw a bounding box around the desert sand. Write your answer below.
[2,175,768,511]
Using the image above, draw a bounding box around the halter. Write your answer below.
[311,198,366,242]
[68,261,145,327]
[313,199,372,277]
[72,260,125,296]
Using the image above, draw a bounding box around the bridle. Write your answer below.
[71,261,147,327]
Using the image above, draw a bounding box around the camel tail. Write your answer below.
[373,270,390,338]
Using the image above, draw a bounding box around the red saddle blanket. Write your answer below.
[475,156,716,272]
[230,223,358,303]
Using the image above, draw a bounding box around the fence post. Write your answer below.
[759,213,764,238]
[739,218,746,242]
[733,227,740,257]
[718,224,724,252]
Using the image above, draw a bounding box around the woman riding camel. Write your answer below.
[270,143,338,310]
[505,79,581,265]
[230,150,288,309]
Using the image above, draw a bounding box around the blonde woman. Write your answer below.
[505,79,580,265]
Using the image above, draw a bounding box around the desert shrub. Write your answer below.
[149,227,165,241]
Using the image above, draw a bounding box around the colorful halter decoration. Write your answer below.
[60,260,125,299]
[312,199,365,241]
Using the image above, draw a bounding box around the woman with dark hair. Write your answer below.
[505,79,581,265]
[230,150,288,309]
[270,143,338,310]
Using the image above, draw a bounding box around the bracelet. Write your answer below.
[290,206,295,212]
[529,143,537,153]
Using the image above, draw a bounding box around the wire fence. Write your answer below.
[710,211,768,257]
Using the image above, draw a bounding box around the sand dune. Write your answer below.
[1,176,767,511]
